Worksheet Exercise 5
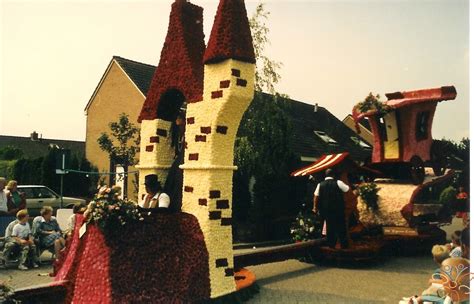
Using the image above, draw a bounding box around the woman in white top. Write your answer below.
[139,174,170,209]
[0,177,9,214]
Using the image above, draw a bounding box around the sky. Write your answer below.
[0,0,469,142]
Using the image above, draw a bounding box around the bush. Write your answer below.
[439,186,457,205]
[358,182,381,210]
[0,146,23,160]
[0,160,16,180]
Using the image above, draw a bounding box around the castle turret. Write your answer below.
[136,0,205,199]
[181,0,255,298]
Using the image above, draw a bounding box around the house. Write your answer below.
[84,56,155,198]
[281,95,372,163]
[0,132,85,159]
[84,56,371,199]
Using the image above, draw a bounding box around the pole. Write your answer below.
[60,153,65,208]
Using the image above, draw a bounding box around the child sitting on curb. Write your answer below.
[399,245,450,304]
[11,210,39,270]
[447,231,463,258]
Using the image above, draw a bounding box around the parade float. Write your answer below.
[9,0,461,301]
[289,86,457,262]
[14,0,259,302]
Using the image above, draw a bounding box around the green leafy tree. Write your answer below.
[233,2,297,241]
[0,146,24,160]
[97,113,140,198]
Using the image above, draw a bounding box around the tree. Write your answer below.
[233,2,297,241]
[249,2,283,94]
[97,113,140,198]
[0,146,24,160]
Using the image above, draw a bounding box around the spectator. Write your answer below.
[2,218,19,263]
[65,204,86,239]
[456,187,469,220]
[11,210,39,270]
[400,245,451,303]
[6,180,26,215]
[0,178,8,215]
[36,206,66,258]
[430,245,451,280]
[448,231,463,257]
[139,175,170,209]
[461,227,469,259]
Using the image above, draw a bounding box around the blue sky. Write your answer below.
[1,0,469,141]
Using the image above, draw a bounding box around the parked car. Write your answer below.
[17,185,86,217]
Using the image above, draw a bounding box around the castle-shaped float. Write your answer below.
[45,0,257,302]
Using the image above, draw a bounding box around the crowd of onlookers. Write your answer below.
[0,177,85,270]
[401,227,470,304]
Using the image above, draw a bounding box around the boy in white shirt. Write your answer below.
[12,210,39,270]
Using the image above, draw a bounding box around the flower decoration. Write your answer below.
[0,277,16,304]
[358,182,381,211]
[355,92,393,116]
[85,185,143,233]
[290,211,322,242]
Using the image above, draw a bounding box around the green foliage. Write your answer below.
[249,2,282,94]
[290,211,321,242]
[97,113,140,166]
[14,157,43,185]
[98,113,140,198]
[0,160,16,180]
[11,147,97,198]
[439,186,457,205]
[86,186,142,234]
[0,146,23,160]
[0,276,16,304]
[356,92,393,116]
[232,2,298,241]
[433,137,469,190]
[358,182,381,210]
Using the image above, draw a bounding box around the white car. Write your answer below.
[17,185,86,217]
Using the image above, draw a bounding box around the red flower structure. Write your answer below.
[138,0,205,122]
[203,0,256,64]
[55,213,211,303]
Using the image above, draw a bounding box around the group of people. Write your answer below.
[2,206,72,270]
[402,228,470,304]
[0,176,86,270]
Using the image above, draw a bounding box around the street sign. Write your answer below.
[55,149,71,170]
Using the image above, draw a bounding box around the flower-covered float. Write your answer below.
[15,0,259,302]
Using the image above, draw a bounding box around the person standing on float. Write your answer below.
[313,168,350,249]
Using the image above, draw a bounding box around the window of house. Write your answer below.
[350,136,371,149]
[314,131,338,145]
[416,111,430,141]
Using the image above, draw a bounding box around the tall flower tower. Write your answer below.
[180,0,255,297]
[136,0,205,200]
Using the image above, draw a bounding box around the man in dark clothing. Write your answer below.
[313,169,350,249]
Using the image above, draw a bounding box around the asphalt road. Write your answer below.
[1,254,436,303]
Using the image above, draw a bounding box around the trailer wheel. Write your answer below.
[410,156,425,185]
[430,142,447,176]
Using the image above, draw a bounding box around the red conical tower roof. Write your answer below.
[203,0,255,65]
[138,0,205,122]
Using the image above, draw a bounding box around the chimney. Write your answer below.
[314,103,318,112]
[30,131,39,141]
